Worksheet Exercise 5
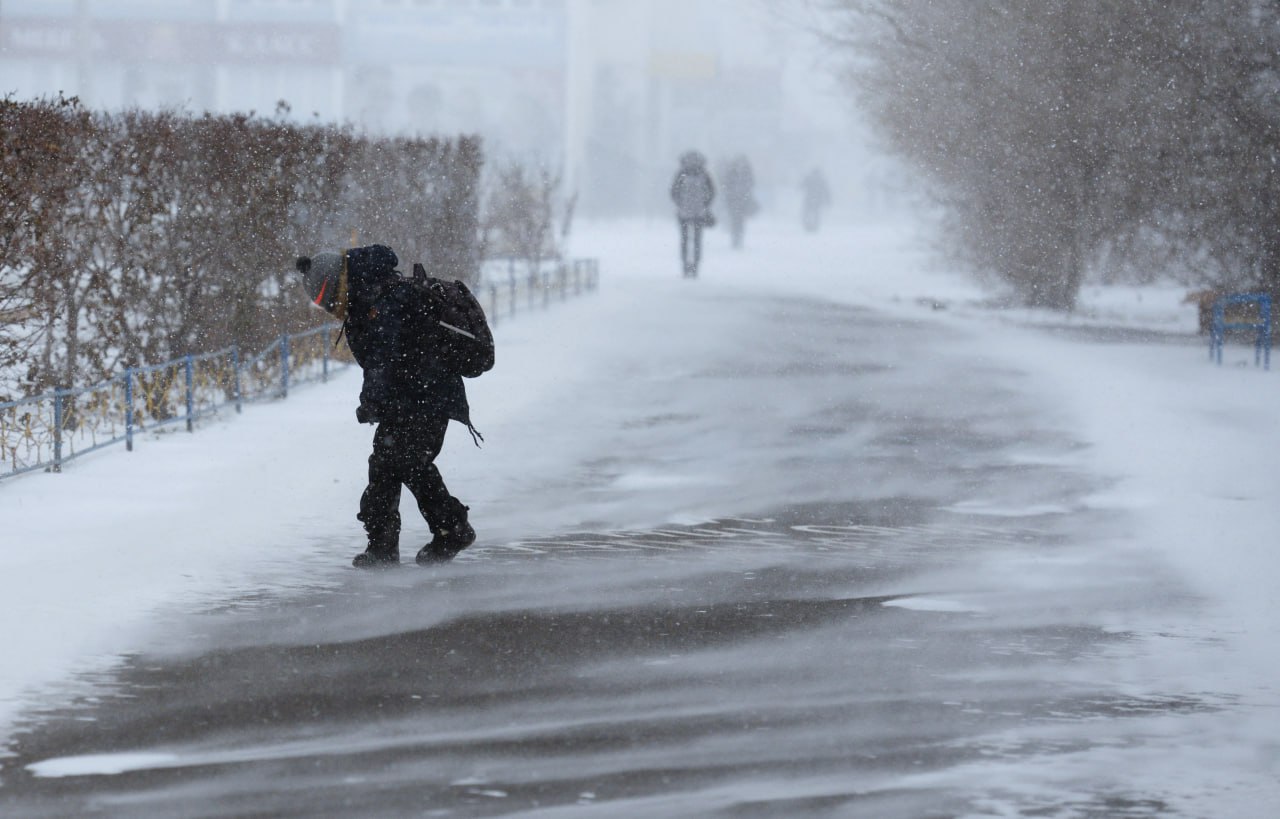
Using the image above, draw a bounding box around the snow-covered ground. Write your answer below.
[2,216,1278,814]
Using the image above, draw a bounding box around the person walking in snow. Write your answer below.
[721,154,758,250]
[297,244,476,568]
[670,150,716,278]
[800,167,832,233]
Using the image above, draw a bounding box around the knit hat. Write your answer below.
[680,150,706,169]
[296,252,345,314]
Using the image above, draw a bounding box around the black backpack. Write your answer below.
[406,263,495,378]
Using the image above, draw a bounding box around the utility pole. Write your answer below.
[75,0,90,102]
[564,0,590,220]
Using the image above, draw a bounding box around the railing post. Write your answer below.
[52,388,64,473]
[1260,294,1272,370]
[280,335,290,398]
[322,332,330,383]
[232,346,243,413]
[489,284,499,327]
[509,269,517,318]
[124,369,134,451]
[184,355,195,432]
[1211,300,1224,365]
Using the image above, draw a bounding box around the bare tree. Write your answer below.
[1154,1,1280,299]
[826,0,1225,309]
[479,159,561,276]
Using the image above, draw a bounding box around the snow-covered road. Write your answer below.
[1,219,1277,816]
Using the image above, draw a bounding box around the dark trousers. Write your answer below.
[728,213,745,249]
[358,414,461,555]
[679,218,703,275]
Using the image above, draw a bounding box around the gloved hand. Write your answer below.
[357,370,390,425]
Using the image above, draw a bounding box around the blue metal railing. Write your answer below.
[0,257,599,481]
[0,324,349,480]
[478,257,600,327]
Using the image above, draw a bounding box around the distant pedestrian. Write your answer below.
[722,155,758,249]
[801,167,832,233]
[297,245,489,568]
[670,150,716,278]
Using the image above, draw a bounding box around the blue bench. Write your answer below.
[1209,293,1272,369]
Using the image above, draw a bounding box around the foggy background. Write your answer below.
[8,0,1280,314]
[0,0,902,223]
[5,4,1280,815]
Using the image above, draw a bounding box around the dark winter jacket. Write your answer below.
[671,161,716,223]
[342,244,470,426]
[722,157,757,216]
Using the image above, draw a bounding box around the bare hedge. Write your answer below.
[0,96,481,401]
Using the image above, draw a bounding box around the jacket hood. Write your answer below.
[679,150,706,169]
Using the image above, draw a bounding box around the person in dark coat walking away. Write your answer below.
[670,150,716,278]
[722,154,758,250]
[297,244,476,568]
[801,167,832,233]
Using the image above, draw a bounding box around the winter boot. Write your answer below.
[416,502,475,565]
[352,549,400,568]
[353,526,400,569]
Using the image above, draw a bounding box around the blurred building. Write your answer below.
[1,0,866,218]
[567,0,788,216]
[0,0,566,155]
[0,0,346,120]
